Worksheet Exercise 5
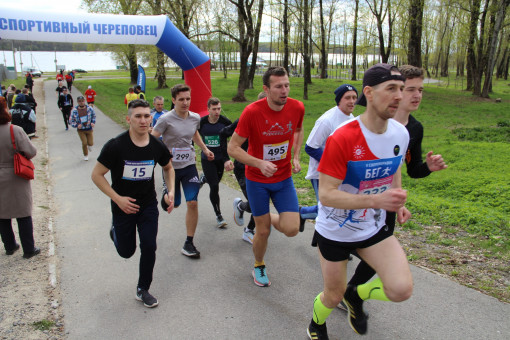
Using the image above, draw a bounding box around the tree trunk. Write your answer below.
[318,0,328,78]
[466,0,481,92]
[127,45,138,84]
[155,49,168,89]
[283,0,290,75]
[407,0,424,66]
[302,0,311,98]
[481,0,510,97]
[248,0,265,89]
[351,0,359,80]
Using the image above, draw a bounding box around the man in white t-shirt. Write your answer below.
[152,84,214,259]
[299,84,358,223]
[306,63,413,339]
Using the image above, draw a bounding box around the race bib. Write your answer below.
[172,147,195,163]
[359,176,393,195]
[204,135,220,148]
[79,115,88,124]
[263,141,289,161]
[122,160,154,181]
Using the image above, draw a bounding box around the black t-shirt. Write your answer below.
[405,115,431,178]
[97,131,172,215]
[199,115,232,161]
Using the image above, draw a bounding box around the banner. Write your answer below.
[0,7,212,115]
[137,65,146,93]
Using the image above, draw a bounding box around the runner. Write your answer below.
[300,84,358,224]
[84,85,97,108]
[70,96,96,161]
[150,96,168,129]
[306,63,413,339]
[228,66,304,287]
[221,92,266,244]
[341,65,448,309]
[91,99,175,308]
[198,97,233,228]
[152,84,214,259]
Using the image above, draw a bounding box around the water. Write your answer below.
[1,51,120,72]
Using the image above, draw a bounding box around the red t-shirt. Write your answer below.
[235,97,304,183]
[56,74,64,81]
[84,89,97,103]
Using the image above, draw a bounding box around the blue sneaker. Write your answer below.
[233,198,244,226]
[252,265,271,287]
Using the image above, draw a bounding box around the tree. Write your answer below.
[83,0,143,84]
[351,0,360,80]
[365,0,396,63]
[145,0,167,89]
[407,0,424,67]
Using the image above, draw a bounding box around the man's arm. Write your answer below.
[228,132,277,177]
[292,127,304,173]
[318,171,407,212]
[192,130,214,161]
[91,161,140,214]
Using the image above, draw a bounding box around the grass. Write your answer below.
[33,319,55,331]
[73,70,509,267]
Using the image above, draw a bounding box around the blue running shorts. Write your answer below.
[246,177,299,217]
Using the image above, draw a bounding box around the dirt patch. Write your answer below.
[0,78,65,339]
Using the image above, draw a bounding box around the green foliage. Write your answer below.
[33,319,55,331]
[75,72,510,244]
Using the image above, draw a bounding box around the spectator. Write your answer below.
[0,96,40,259]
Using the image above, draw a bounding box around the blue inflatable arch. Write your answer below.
[0,8,212,114]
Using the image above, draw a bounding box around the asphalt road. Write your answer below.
[44,81,509,340]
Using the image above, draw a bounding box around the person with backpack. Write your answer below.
[9,94,36,139]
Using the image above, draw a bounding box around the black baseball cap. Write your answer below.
[77,96,85,100]
[356,63,405,107]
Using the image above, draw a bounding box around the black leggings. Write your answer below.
[0,216,35,253]
[61,107,72,129]
[202,158,225,217]
[234,166,255,231]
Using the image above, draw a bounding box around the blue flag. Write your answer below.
[137,65,146,93]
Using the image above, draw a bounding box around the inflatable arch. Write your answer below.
[0,8,212,115]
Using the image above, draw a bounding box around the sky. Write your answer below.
[0,0,87,14]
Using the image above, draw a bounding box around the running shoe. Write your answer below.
[135,288,159,308]
[242,228,254,244]
[233,197,244,226]
[307,320,329,340]
[216,215,227,228]
[343,285,368,335]
[199,173,206,188]
[83,155,89,161]
[87,145,93,152]
[252,265,271,287]
[5,243,20,255]
[337,300,348,312]
[181,242,200,259]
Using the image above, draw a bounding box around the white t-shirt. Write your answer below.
[315,116,409,242]
[153,109,200,170]
[305,106,354,180]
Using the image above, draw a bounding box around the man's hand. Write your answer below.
[426,151,447,172]
[115,196,140,214]
[292,157,301,173]
[373,188,407,212]
[397,206,412,224]
[224,160,234,171]
[204,148,214,161]
[258,160,277,177]
[163,191,175,213]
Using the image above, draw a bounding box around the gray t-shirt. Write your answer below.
[154,109,200,169]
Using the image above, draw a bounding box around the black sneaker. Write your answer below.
[307,320,329,340]
[23,247,41,259]
[136,288,159,308]
[343,285,368,335]
[337,300,348,312]
[181,242,200,258]
[298,206,306,232]
[6,243,20,255]
[199,173,206,189]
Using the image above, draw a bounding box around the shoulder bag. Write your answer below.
[9,124,35,180]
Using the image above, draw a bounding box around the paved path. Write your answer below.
[44,81,509,340]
